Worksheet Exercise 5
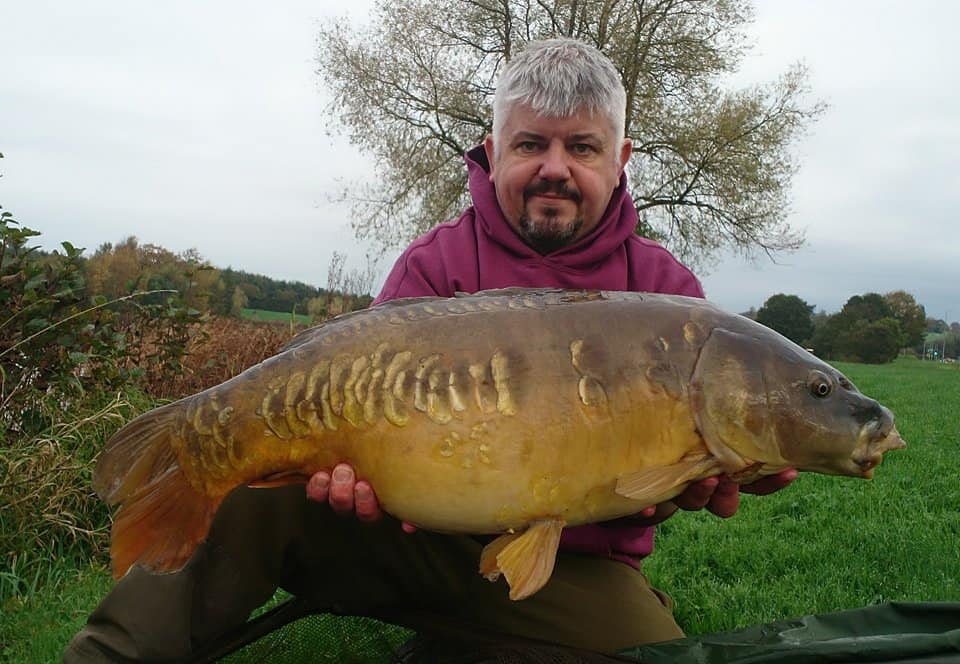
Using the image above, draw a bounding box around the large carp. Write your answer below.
[95,288,905,600]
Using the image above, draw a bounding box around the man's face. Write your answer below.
[484,104,632,254]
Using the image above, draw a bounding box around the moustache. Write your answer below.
[523,181,582,204]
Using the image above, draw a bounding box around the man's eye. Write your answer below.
[571,143,594,155]
[517,141,539,153]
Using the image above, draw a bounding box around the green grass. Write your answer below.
[1,560,113,663]
[4,358,958,662]
[240,308,311,325]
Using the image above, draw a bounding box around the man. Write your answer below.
[306,35,794,647]
[65,38,793,662]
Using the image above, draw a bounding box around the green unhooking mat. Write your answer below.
[623,601,960,663]
[212,601,960,663]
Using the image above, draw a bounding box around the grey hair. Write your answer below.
[492,38,627,152]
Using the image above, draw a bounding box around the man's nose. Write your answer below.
[537,142,571,180]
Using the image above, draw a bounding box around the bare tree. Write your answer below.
[325,251,378,316]
[318,0,824,268]
[325,250,347,296]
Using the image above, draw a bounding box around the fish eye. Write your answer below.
[808,371,833,398]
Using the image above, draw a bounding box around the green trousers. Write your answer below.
[64,485,682,662]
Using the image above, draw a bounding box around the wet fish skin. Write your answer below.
[93,288,905,600]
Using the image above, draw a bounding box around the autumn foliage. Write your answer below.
[153,316,297,399]
[0,214,308,595]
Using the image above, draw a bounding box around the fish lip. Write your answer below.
[853,420,906,477]
[861,414,892,443]
[856,455,881,478]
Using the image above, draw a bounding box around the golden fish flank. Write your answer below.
[94,288,906,602]
[256,346,521,437]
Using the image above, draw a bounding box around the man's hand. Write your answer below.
[306,463,418,533]
[673,469,799,518]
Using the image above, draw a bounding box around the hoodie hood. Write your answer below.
[466,145,641,273]
[374,145,702,304]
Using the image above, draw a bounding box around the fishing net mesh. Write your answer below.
[213,593,631,663]
[220,613,629,663]
[220,612,412,663]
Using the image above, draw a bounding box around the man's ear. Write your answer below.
[618,138,632,175]
[483,134,496,181]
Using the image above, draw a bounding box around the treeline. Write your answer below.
[745,291,958,364]
[87,237,374,320]
[220,267,320,314]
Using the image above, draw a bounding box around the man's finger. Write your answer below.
[706,478,740,518]
[741,468,798,495]
[673,476,719,511]
[354,481,383,522]
[305,471,330,503]
[328,463,356,514]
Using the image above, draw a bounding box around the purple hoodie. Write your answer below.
[374,145,704,565]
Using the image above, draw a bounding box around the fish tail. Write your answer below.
[93,401,220,580]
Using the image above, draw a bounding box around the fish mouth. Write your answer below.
[853,418,906,478]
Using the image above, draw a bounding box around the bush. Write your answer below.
[0,390,153,599]
[0,215,204,597]
[1,214,92,438]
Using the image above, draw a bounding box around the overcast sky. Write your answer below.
[2,1,957,322]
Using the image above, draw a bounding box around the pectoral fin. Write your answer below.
[615,454,723,503]
[727,461,765,483]
[479,519,565,600]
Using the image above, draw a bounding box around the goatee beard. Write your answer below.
[518,180,584,254]
[518,213,583,255]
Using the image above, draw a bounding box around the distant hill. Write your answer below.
[219,266,324,313]
[218,266,373,318]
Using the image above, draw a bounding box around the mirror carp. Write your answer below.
[94,288,905,600]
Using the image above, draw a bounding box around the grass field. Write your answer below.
[240,307,312,325]
[3,359,958,662]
